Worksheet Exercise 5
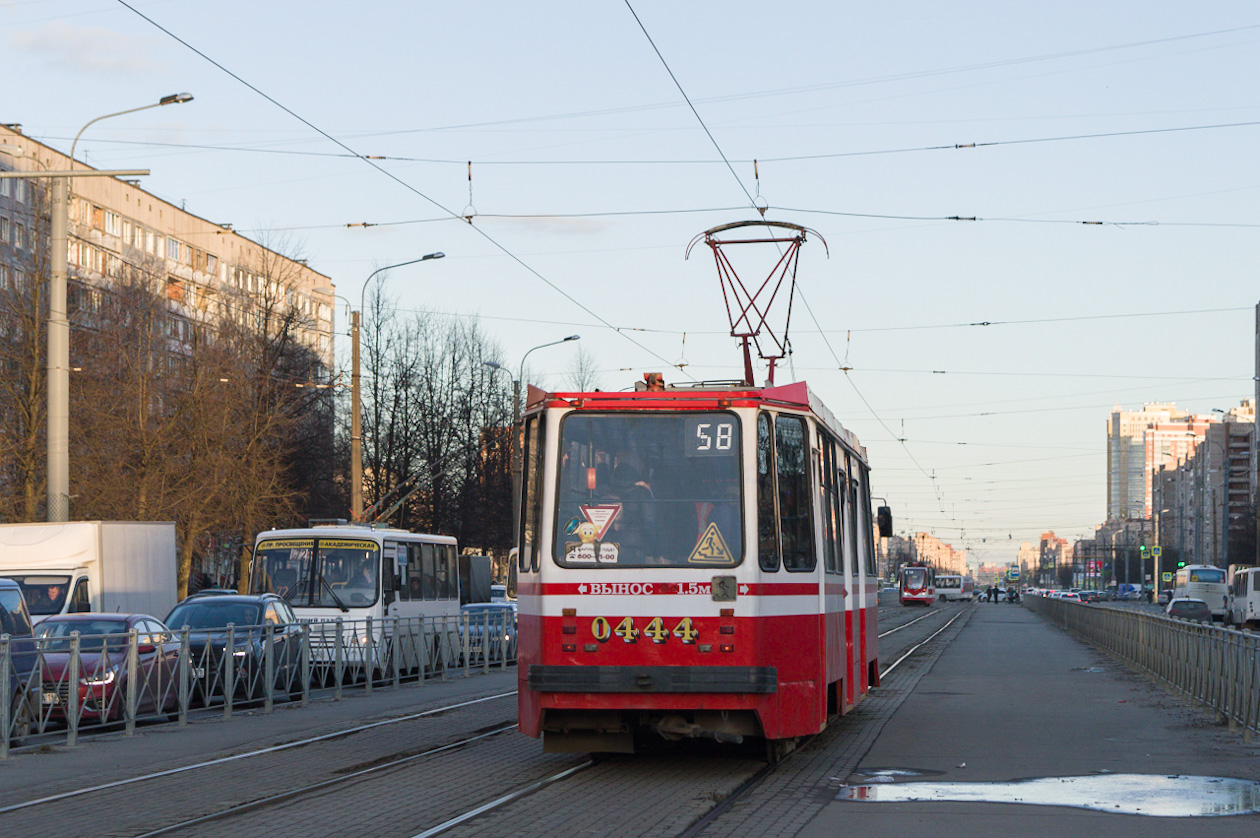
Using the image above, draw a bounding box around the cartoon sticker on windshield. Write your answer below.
[580,504,621,540]
[688,522,735,566]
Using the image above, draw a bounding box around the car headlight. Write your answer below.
[80,670,116,686]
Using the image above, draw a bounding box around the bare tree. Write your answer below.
[564,345,602,391]
[0,177,50,522]
[358,292,513,554]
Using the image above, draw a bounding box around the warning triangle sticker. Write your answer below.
[580,504,621,541]
[688,521,734,566]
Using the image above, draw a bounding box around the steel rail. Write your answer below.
[409,760,595,838]
[878,601,964,638]
[0,690,518,815]
[131,725,524,838]
[878,608,968,680]
[680,605,970,837]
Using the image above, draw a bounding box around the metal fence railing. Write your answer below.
[0,609,517,758]
[1025,594,1258,738]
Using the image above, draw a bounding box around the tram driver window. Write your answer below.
[553,412,743,568]
[776,415,815,572]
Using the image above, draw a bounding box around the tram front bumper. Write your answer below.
[527,664,777,693]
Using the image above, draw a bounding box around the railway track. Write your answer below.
[1,601,971,838]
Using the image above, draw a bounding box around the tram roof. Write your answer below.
[529,378,867,463]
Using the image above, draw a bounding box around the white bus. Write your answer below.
[250,525,464,677]
[1226,566,1260,628]
[935,575,972,602]
[1172,564,1228,621]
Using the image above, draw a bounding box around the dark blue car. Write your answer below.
[1,578,38,744]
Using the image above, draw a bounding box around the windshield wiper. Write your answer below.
[320,577,349,612]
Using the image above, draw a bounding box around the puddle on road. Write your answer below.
[836,774,1260,817]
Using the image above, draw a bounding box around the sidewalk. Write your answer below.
[801,602,1260,837]
[0,667,517,800]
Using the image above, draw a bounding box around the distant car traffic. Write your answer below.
[1166,598,1212,622]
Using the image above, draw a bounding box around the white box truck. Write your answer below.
[0,521,178,624]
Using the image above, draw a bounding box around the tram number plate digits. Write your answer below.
[589,616,701,645]
[614,616,639,643]
[672,617,698,644]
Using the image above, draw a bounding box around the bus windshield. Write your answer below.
[554,412,743,568]
[254,537,380,608]
[1189,568,1225,584]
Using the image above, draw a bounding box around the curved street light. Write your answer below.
[349,252,446,520]
[47,93,194,521]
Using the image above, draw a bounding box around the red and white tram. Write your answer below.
[898,562,935,606]
[516,375,891,755]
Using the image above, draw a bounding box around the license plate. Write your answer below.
[42,691,60,705]
[192,667,206,678]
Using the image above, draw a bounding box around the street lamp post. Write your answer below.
[484,335,580,550]
[347,253,444,521]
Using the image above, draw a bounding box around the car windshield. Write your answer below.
[553,412,743,568]
[1189,568,1225,584]
[9,574,71,616]
[0,589,33,636]
[36,619,129,651]
[166,600,263,630]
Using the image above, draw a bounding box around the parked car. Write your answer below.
[0,578,37,744]
[1166,598,1212,623]
[164,592,304,701]
[458,602,517,662]
[32,613,180,723]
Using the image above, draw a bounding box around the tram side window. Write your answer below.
[520,415,545,573]
[858,467,878,576]
[820,435,844,575]
[776,415,815,572]
[757,413,780,572]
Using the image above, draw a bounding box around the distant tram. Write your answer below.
[899,563,935,606]
[515,376,891,758]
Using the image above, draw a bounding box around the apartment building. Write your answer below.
[0,124,335,369]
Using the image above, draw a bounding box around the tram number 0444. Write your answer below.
[591,616,699,644]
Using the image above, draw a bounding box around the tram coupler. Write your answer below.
[653,714,744,744]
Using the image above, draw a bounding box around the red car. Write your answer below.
[34,613,181,723]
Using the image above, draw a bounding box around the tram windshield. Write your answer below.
[253,537,381,608]
[902,567,928,588]
[554,412,743,568]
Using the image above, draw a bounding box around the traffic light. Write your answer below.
[1177,560,1186,568]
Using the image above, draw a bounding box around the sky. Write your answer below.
[3,1,1257,566]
